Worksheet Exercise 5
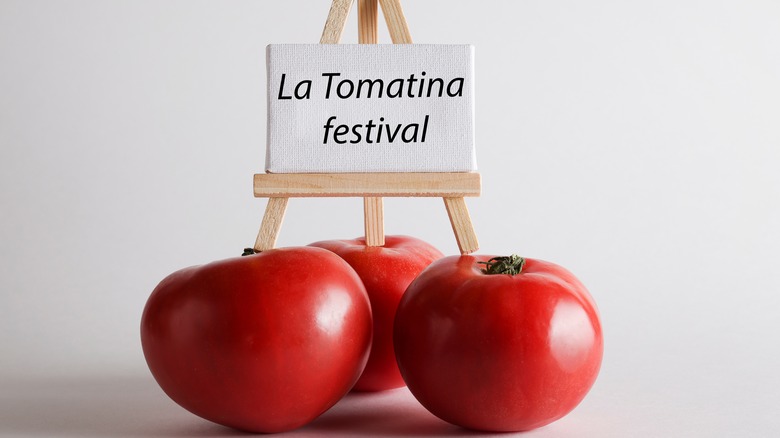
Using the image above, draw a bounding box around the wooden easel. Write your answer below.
[253,0,481,254]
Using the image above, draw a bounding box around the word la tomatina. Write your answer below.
[277,72,465,100]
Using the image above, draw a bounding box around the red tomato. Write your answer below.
[394,255,603,432]
[140,247,372,433]
[309,235,443,392]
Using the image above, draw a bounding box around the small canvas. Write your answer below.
[266,44,476,173]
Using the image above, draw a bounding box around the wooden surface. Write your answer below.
[320,0,353,44]
[378,0,412,43]
[253,197,288,251]
[443,197,479,254]
[254,172,481,197]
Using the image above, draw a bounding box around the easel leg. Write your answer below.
[254,197,289,252]
[358,0,384,247]
[358,0,378,44]
[320,0,354,44]
[378,0,413,43]
[364,197,385,246]
[443,197,479,254]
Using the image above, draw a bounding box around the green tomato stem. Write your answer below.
[478,255,526,275]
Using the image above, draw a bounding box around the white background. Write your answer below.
[1,1,778,437]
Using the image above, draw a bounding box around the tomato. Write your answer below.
[394,255,603,432]
[309,235,443,392]
[140,247,372,433]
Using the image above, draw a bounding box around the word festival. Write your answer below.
[276,71,465,145]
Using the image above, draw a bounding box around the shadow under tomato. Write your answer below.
[0,374,542,437]
[304,389,486,437]
[0,374,239,438]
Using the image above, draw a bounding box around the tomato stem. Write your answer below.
[478,255,526,275]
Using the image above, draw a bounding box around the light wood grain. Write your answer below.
[363,197,385,246]
[254,172,481,197]
[443,197,479,254]
[320,0,354,44]
[378,0,412,43]
[253,197,289,251]
[359,0,382,245]
[358,0,378,44]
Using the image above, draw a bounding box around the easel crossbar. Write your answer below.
[254,172,481,198]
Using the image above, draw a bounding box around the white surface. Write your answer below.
[1,0,779,437]
[266,44,476,173]
[0,378,613,438]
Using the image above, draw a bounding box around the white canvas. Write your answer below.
[265,44,476,173]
